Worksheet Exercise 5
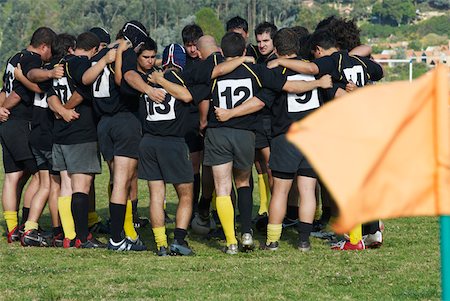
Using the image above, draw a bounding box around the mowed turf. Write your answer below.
[0,161,441,300]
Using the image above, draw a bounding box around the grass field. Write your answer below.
[0,162,441,301]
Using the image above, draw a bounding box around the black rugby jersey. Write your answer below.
[50,55,97,145]
[314,51,383,101]
[1,50,42,121]
[267,63,324,137]
[207,62,283,131]
[29,61,54,151]
[91,48,128,116]
[138,70,193,138]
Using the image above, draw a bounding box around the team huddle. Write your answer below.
[0,15,384,255]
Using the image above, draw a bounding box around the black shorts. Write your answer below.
[269,134,316,179]
[0,119,38,173]
[203,127,255,170]
[255,115,272,150]
[97,112,141,161]
[184,112,203,153]
[31,146,51,170]
[138,134,193,184]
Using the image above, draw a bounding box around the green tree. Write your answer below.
[372,0,416,25]
[195,7,225,43]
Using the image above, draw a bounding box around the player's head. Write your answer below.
[162,43,186,72]
[273,28,299,57]
[51,33,76,61]
[221,32,246,58]
[137,37,158,72]
[309,29,338,59]
[30,27,57,62]
[316,16,360,51]
[182,24,203,59]
[291,26,311,60]
[75,32,100,59]
[121,20,149,49]
[226,16,249,41]
[255,22,277,56]
[89,27,111,51]
[196,35,219,60]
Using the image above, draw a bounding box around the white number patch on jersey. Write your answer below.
[286,74,320,113]
[92,62,111,98]
[145,90,176,121]
[4,63,15,96]
[53,77,72,105]
[217,78,253,109]
[33,93,48,108]
[343,65,365,87]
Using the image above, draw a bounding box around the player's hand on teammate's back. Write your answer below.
[146,86,166,103]
[345,80,358,93]
[266,59,280,69]
[117,39,132,52]
[318,74,333,89]
[148,70,164,85]
[0,107,10,122]
[105,49,117,64]
[51,64,64,79]
[14,63,25,81]
[243,56,255,64]
[60,108,80,123]
[214,106,232,122]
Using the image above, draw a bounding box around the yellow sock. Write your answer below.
[58,196,76,240]
[88,211,100,227]
[152,226,168,248]
[24,221,39,232]
[212,191,217,211]
[267,223,282,244]
[216,195,237,246]
[124,200,138,240]
[349,224,362,245]
[4,211,18,232]
[258,174,269,215]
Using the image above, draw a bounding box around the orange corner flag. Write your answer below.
[287,65,450,234]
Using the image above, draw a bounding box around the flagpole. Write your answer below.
[440,216,450,300]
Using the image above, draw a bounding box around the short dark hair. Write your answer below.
[290,26,309,39]
[30,27,57,48]
[137,37,158,56]
[273,28,299,56]
[255,22,278,39]
[226,16,248,33]
[221,32,246,57]
[291,26,311,59]
[182,24,203,44]
[76,32,100,51]
[52,33,76,60]
[308,30,338,52]
[315,16,361,50]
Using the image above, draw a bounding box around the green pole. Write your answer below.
[441,216,450,300]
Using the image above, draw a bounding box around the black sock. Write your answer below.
[21,207,30,225]
[193,173,201,214]
[298,222,313,242]
[286,205,299,220]
[237,186,253,234]
[110,203,126,243]
[52,226,63,236]
[71,192,89,242]
[198,196,212,217]
[174,228,187,243]
[131,199,138,214]
[363,221,380,235]
[320,207,331,224]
